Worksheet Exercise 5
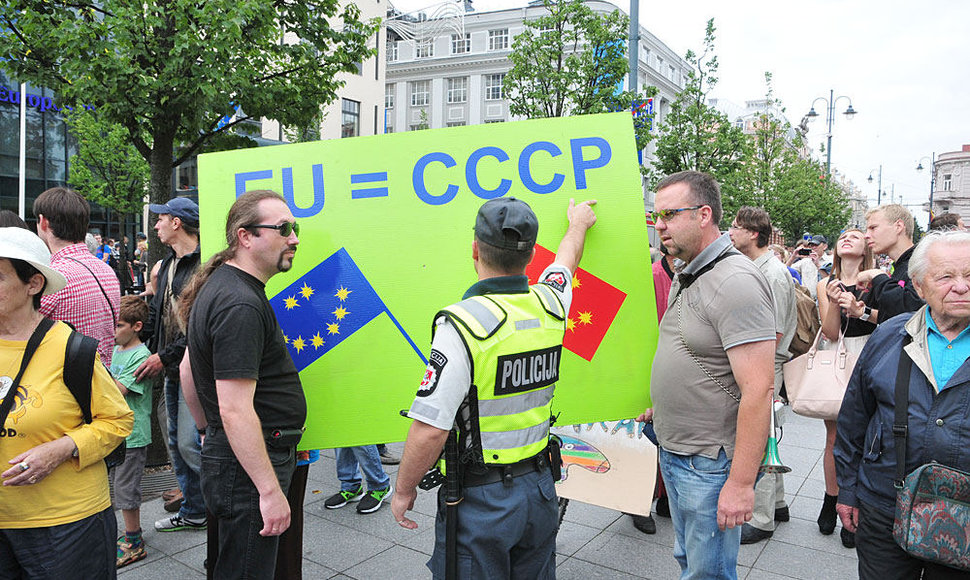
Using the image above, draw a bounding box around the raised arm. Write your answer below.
[553,199,597,274]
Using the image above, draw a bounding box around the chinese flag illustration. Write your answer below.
[526,245,627,361]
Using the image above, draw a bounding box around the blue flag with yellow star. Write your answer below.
[270,248,426,371]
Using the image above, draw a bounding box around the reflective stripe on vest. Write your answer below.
[438,286,566,465]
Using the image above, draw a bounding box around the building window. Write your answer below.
[668,64,676,80]
[735,118,744,129]
[656,56,664,71]
[341,99,360,138]
[415,39,434,58]
[484,73,505,100]
[943,174,952,191]
[484,119,504,123]
[410,81,430,106]
[385,84,395,109]
[488,29,508,51]
[410,124,425,131]
[446,121,466,127]
[388,41,399,62]
[447,77,468,104]
[451,33,470,54]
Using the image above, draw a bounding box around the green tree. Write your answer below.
[504,0,656,153]
[728,73,851,241]
[648,19,749,199]
[65,108,150,218]
[0,0,377,262]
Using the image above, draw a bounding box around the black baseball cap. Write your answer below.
[148,197,199,227]
[474,197,538,251]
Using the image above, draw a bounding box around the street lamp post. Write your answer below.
[916,153,936,221]
[805,89,857,175]
[867,165,883,205]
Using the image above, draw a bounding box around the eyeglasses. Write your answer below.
[649,205,703,223]
[244,221,300,237]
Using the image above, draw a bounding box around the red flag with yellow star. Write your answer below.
[526,244,627,362]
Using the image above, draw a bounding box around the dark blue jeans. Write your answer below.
[201,428,296,580]
[0,506,116,580]
[164,376,206,520]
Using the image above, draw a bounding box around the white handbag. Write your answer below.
[782,328,858,421]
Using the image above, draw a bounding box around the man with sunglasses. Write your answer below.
[640,171,776,579]
[182,190,305,578]
[135,197,208,531]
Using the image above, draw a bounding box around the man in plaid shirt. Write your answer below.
[34,187,121,366]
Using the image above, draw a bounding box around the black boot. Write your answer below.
[841,527,856,549]
[818,493,838,535]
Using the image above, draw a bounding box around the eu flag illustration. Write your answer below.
[270,248,426,371]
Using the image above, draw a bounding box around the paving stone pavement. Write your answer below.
[118,412,858,579]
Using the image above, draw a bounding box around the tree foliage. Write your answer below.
[727,73,851,242]
[0,0,378,262]
[504,0,656,152]
[64,108,149,217]
[650,20,850,242]
[648,19,749,196]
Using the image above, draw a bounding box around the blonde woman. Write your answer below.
[814,229,875,548]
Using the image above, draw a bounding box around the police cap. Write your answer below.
[474,197,538,251]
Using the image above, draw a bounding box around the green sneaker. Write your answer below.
[357,486,392,514]
[324,484,364,509]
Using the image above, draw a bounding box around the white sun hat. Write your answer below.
[0,227,68,295]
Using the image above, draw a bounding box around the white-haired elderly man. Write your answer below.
[834,229,970,580]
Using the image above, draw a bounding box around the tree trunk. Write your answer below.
[146,130,176,278]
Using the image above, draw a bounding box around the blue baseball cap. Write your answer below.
[149,197,199,227]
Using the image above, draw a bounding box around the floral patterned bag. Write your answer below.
[890,343,970,571]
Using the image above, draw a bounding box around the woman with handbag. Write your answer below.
[815,228,876,547]
[0,227,133,579]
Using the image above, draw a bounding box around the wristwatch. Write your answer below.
[859,306,872,322]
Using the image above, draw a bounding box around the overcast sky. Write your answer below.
[391,0,970,227]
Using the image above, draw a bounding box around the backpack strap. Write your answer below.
[0,318,54,428]
[63,330,100,424]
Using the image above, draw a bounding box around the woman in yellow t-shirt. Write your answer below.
[0,226,133,578]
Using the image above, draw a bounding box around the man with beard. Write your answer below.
[180,190,306,579]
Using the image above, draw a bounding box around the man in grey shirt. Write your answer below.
[640,171,776,580]
[729,206,798,544]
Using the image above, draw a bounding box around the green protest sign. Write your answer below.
[198,112,657,449]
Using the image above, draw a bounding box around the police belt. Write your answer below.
[461,451,549,488]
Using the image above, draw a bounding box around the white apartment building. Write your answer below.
[931,144,970,221]
[262,0,388,142]
[383,0,688,163]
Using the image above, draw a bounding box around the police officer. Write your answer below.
[391,196,597,579]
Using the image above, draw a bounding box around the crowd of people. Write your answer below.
[0,175,968,580]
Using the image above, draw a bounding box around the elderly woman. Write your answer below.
[0,227,132,578]
[834,230,970,579]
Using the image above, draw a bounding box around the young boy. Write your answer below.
[110,296,153,568]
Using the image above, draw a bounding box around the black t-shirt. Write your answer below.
[188,264,306,430]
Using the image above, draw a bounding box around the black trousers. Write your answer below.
[857,501,970,580]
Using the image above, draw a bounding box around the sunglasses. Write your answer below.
[649,205,703,223]
[245,221,300,237]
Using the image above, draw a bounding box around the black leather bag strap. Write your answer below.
[0,318,55,427]
[63,330,100,424]
[893,335,914,489]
